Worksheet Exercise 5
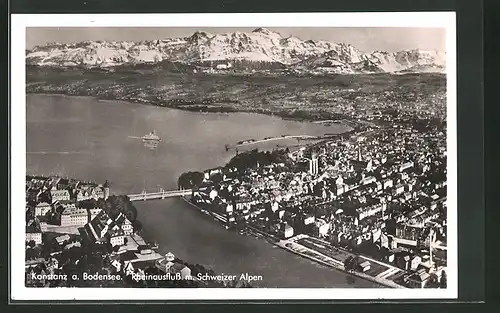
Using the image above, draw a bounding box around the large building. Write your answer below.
[403,268,431,288]
[89,208,102,220]
[84,210,113,243]
[84,210,131,247]
[155,252,192,280]
[313,219,330,237]
[309,153,319,175]
[34,202,51,217]
[114,213,133,235]
[356,204,385,221]
[106,227,125,246]
[76,186,106,202]
[392,224,435,248]
[280,223,294,239]
[26,220,42,245]
[399,161,414,172]
[60,205,89,227]
[50,189,70,203]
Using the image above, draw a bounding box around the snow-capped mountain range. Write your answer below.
[26,28,446,74]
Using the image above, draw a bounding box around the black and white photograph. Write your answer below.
[11,12,457,300]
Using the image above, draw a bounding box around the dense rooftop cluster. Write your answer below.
[191,120,447,288]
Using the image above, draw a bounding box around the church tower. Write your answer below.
[357,145,363,162]
[309,152,319,175]
[103,180,110,200]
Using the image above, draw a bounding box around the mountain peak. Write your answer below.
[252,28,280,37]
[187,31,213,43]
[191,31,212,38]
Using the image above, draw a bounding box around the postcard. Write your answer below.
[11,12,457,300]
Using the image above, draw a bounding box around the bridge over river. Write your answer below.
[127,189,192,201]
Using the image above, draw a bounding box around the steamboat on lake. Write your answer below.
[141,130,161,143]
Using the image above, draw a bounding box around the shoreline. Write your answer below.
[179,196,400,288]
[28,92,356,151]
[180,196,228,225]
[26,94,394,288]
[28,93,357,154]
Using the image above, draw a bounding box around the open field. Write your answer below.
[284,235,405,288]
[295,236,391,278]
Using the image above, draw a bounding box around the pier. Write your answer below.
[227,135,319,150]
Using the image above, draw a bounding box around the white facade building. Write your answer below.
[35,202,51,217]
[60,206,88,227]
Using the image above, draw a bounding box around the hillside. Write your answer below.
[26,66,447,122]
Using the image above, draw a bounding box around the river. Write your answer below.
[26,93,380,288]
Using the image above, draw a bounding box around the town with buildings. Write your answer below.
[25,105,448,289]
[25,175,251,288]
[22,25,451,294]
[25,110,448,289]
[183,114,448,289]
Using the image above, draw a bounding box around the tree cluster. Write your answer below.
[225,148,289,172]
[25,245,41,260]
[177,171,204,190]
[95,195,138,222]
[343,256,360,272]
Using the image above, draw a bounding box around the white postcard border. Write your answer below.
[11,12,457,300]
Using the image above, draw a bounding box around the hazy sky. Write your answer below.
[26,27,446,53]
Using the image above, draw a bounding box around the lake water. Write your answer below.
[26,94,380,288]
